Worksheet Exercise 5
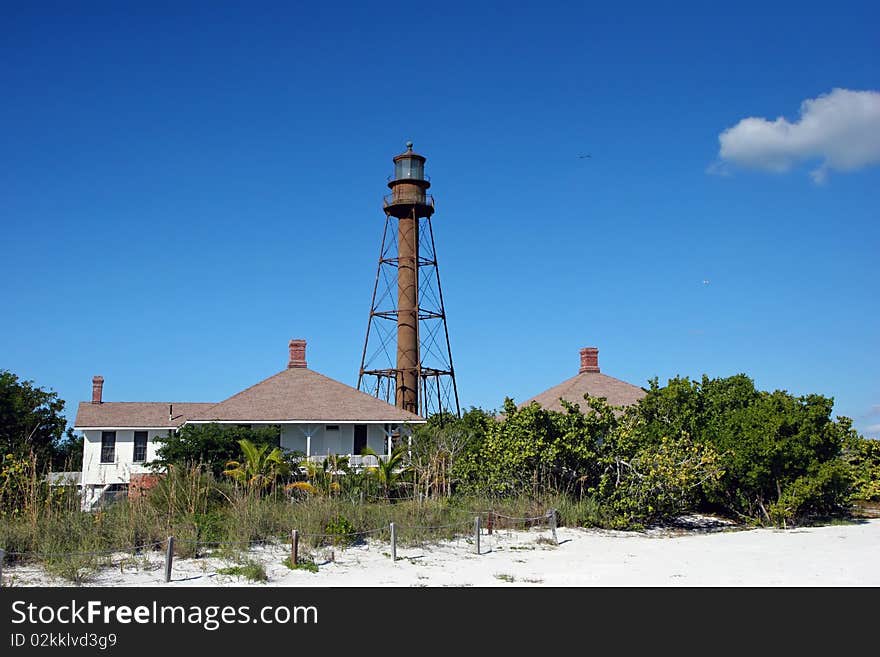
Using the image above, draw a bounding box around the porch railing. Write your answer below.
[303,454,389,469]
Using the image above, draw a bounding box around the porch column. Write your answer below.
[306,432,311,458]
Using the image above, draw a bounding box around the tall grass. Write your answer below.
[0,458,601,581]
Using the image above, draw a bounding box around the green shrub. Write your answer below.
[768,459,853,525]
[283,555,318,573]
[631,375,857,526]
[597,433,724,526]
[193,510,227,544]
[217,559,267,582]
[152,424,285,478]
[846,435,880,502]
[323,515,357,546]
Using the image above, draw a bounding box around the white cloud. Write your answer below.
[712,88,880,182]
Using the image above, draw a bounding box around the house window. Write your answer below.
[325,425,339,431]
[133,431,148,462]
[100,431,116,463]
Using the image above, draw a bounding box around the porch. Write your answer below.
[281,422,409,468]
[303,453,391,470]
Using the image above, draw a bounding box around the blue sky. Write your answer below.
[2,1,878,438]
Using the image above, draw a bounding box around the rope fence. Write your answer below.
[3,541,165,558]
[0,509,559,586]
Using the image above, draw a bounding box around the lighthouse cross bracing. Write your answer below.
[358,143,460,421]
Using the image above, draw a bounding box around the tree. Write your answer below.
[52,433,84,470]
[410,406,493,499]
[454,397,616,496]
[0,370,73,469]
[152,423,285,476]
[843,431,880,502]
[223,439,290,491]
[635,374,854,524]
[596,420,724,526]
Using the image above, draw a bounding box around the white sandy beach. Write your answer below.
[6,517,879,587]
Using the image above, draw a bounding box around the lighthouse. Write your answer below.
[358,143,459,420]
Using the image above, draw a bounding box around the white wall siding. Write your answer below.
[367,424,387,454]
[281,426,308,454]
[280,423,391,457]
[80,429,168,487]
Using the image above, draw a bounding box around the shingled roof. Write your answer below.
[74,402,215,429]
[518,347,646,413]
[190,366,424,424]
[73,340,424,429]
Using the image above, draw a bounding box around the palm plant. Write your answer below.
[287,454,350,497]
[362,445,410,500]
[223,439,290,491]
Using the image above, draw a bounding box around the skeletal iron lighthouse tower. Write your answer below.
[358,142,460,420]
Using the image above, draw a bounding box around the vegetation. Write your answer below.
[323,514,358,546]
[288,453,350,498]
[362,445,410,499]
[0,366,877,582]
[223,439,290,490]
[450,374,864,527]
[409,408,493,498]
[634,375,856,525]
[0,370,81,469]
[152,423,287,477]
[846,434,880,502]
[283,555,319,572]
[217,558,268,582]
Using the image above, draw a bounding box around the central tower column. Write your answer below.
[396,211,418,413]
[387,142,431,413]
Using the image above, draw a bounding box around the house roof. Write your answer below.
[519,371,646,413]
[190,367,425,424]
[74,402,215,429]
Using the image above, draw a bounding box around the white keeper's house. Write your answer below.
[74,339,424,510]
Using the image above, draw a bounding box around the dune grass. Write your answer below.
[0,463,601,582]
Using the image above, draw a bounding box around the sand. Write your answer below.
[6,518,879,587]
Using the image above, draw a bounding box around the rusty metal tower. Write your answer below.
[358,142,460,420]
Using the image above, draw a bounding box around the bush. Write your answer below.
[217,558,267,582]
[768,460,853,525]
[283,555,318,573]
[846,435,880,502]
[145,463,220,520]
[323,515,357,546]
[454,397,614,496]
[152,424,285,477]
[193,511,227,544]
[596,432,724,526]
[635,375,856,526]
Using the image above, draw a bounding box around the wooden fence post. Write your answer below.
[549,509,558,545]
[164,536,174,583]
[390,522,397,562]
[474,516,481,555]
[487,511,494,535]
[291,530,299,567]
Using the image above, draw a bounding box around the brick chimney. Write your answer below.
[288,339,307,369]
[579,347,599,374]
[91,375,104,403]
